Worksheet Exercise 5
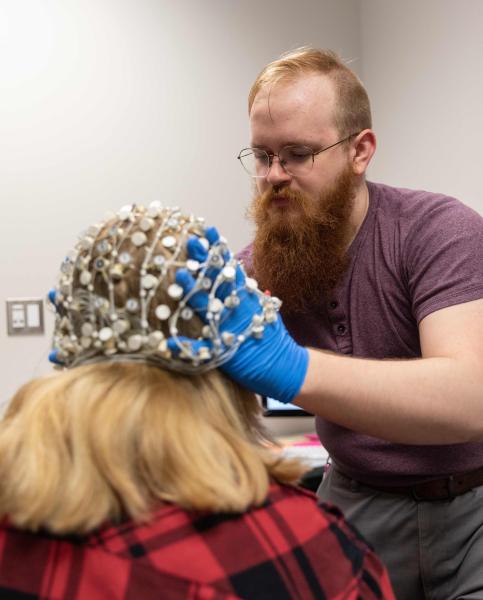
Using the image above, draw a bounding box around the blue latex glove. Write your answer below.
[169,229,308,403]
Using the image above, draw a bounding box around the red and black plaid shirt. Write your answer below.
[0,483,394,599]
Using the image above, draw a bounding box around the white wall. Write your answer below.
[0,0,361,412]
[360,0,483,213]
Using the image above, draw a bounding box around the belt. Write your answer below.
[337,465,483,501]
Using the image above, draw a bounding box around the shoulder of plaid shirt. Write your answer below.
[0,482,395,600]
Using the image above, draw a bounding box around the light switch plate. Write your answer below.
[6,298,45,336]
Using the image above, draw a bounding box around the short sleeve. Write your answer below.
[403,196,483,323]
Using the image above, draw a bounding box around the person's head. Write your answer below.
[48,203,278,372]
[242,48,376,312]
[0,204,304,535]
[248,47,372,144]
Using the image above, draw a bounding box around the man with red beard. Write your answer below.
[248,168,355,314]
[231,48,483,600]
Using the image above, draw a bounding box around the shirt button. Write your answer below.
[329,301,338,309]
[337,324,346,334]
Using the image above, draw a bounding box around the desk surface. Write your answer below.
[276,433,329,469]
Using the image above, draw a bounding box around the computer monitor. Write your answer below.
[261,396,312,417]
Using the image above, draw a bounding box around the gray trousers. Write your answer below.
[318,464,483,600]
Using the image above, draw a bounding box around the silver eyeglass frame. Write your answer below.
[237,132,360,178]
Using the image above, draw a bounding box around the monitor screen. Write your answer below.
[261,396,312,417]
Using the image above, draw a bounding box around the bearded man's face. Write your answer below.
[248,165,357,314]
[247,75,361,313]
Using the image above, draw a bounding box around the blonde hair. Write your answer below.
[248,47,372,137]
[0,363,305,535]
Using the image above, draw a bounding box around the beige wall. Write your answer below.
[360,0,483,213]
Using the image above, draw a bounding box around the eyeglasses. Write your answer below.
[237,133,359,178]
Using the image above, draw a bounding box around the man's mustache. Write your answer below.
[258,187,306,209]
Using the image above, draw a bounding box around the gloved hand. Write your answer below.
[168,228,308,404]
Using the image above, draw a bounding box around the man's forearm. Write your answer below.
[294,348,483,444]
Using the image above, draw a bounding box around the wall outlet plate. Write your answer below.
[6,298,45,336]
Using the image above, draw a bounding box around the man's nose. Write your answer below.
[265,156,292,186]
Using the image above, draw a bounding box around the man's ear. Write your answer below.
[351,129,376,175]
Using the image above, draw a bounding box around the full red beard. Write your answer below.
[248,167,357,314]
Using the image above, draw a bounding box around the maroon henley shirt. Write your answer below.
[239,181,483,486]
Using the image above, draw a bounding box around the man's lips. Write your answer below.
[269,195,291,208]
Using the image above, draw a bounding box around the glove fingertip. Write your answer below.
[48,349,63,365]
[47,288,57,305]
[187,236,209,261]
[167,337,187,354]
[205,226,220,245]
[235,263,246,286]
[176,269,197,293]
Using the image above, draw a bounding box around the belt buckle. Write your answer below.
[411,475,455,501]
